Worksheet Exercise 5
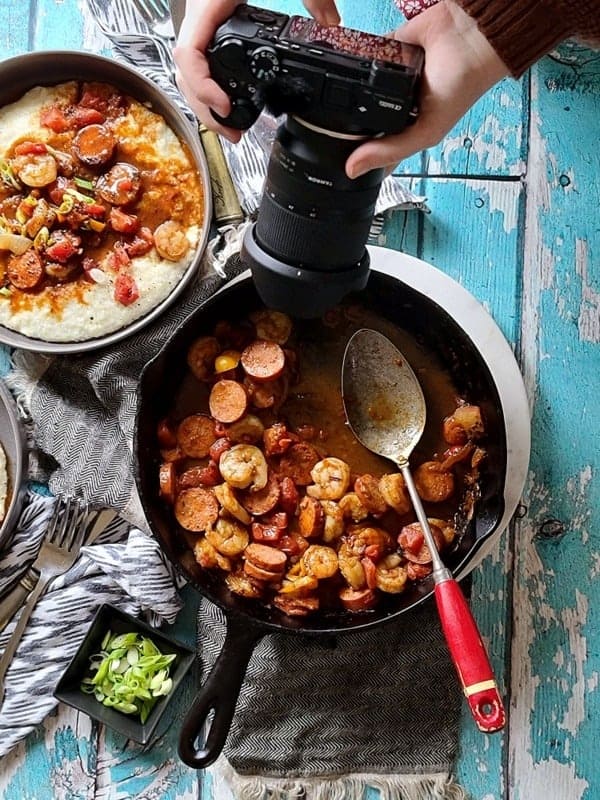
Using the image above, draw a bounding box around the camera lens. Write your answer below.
[242,116,384,318]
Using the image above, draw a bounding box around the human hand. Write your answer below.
[173,0,340,142]
[345,0,510,177]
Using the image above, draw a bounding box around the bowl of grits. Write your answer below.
[0,51,212,353]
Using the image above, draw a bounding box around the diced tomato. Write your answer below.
[86,203,106,218]
[398,525,424,555]
[361,557,378,590]
[47,176,73,205]
[68,107,105,128]
[45,231,82,263]
[114,272,139,306]
[107,242,131,271]
[40,106,70,133]
[110,207,139,234]
[125,227,154,257]
[14,141,47,156]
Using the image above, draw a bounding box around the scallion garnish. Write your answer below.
[80,630,177,723]
[74,176,95,191]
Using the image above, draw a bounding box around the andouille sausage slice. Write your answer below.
[278,442,321,485]
[209,379,248,424]
[95,162,141,205]
[243,559,283,582]
[272,594,319,616]
[240,471,280,515]
[7,250,44,289]
[244,542,287,573]
[178,461,221,489]
[177,414,217,458]
[159,462,177,505]
[413,461,455,503]
[240,339,286,382]
[73,123,116,166]
[297,495,324,538]
[174,487,219,532]
[354,474,387,516]
[339,587,377,611]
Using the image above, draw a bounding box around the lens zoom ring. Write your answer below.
[256,192,373,268]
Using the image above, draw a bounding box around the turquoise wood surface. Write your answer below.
[0,1,598,798]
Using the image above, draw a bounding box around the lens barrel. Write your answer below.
[244,116,384,317]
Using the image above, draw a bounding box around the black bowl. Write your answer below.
[54,603,196,745]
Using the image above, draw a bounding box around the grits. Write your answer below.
[0,82,205,343]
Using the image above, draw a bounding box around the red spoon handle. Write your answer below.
[434,578,506,733]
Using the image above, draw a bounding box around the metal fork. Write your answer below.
[128,0,176,49]
[0,497,91,701]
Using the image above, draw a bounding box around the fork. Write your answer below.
[0,497,92,701]
[128,0,176,50]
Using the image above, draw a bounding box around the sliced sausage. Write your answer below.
[244,542,287,573]
[339,587,377,612]
[406,562,432,581]
[298,495,324,538]
[398,521,446,564]
[278,442,321,485]
[7,249,44,289]
[174,487,219,532]
[241,339,285,382]
[273,594,319,617]
[243,559,283,582]
[73,123,116,166]
[240,472,280,515]
[159,462,177,505]
[209,379,248,424]
[178,462,221,489]
[249,309,292,344]
[251,521,284,544]
[263,423,295,456]
[177,414,217,458]
[95,162,141,205]
[279,476,299,516]
[209,437,232,463]
[157,418,177,448]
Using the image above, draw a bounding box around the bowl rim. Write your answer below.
[0,50,213,354]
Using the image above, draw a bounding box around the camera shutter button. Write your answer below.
[249,46,280,81]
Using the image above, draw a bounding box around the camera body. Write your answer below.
[208,4,424,135]
[207,5,425,317]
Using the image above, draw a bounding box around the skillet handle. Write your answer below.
[178,616,264,769]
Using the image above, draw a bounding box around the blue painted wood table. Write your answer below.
[0,1,598,798]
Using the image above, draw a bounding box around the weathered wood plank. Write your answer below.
[509,47,600,800]
[0,0,33,57]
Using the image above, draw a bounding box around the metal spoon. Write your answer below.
[342,328,505,733]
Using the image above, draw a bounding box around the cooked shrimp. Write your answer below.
[193,536,232,571]
[14,153,57,187]
[320,500,345,542]
[219,443,268,491]
[227,414,264,444]
[226,571,264,599]
[346,526,392,561]
[279,574,319,597]
[187,336,220,381]
[302,544,339,579]
[427,518,456,547]
[379,473,411,515]
[205,517,249,557]
[375,554,408,594]
[214,483,252,525]
[306,457,351,500]
[414,461,455,503]
[337,542,366,589]
[154,219,190,261]
[339,492,369,523]
[249,309,293,344]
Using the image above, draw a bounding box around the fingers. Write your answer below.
[302,0,340,26]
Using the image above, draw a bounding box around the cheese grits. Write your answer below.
[0,81,205,342]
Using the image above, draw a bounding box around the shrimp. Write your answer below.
[379,473,411,515]
[375,553,408,594]
[339,492,369,523]
[205,517,249,557]
[279,574,319,597]
[219,443,268,491]
[249,309,293,344]
[306,457,351,500]
[337,541,366,589]
[13,153,57,187]
[302,544,338,579]
[414,461,455,503]
[320,500,345,542]
[227,414,264,444]
[187,336,220,381]
[346,526,392,561]
[193,536,232,571]
[226,570,264,599]
[153,219,190,261]
[214,483,252,525]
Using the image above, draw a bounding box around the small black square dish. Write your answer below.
[54,603,196,745]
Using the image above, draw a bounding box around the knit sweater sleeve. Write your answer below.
[455,0,600,76]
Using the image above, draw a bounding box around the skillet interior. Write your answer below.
[134,271,507,634]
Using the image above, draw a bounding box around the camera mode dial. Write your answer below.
[249,46,280,81]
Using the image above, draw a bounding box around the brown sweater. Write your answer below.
[456,0,600,75]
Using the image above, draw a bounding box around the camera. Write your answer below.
[207,4,424,317]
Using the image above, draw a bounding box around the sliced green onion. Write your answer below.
[80,629,178,721]
[0,159,20,190]
[74,176,95,191]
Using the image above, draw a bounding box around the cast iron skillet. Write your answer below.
[133,271,507,769]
